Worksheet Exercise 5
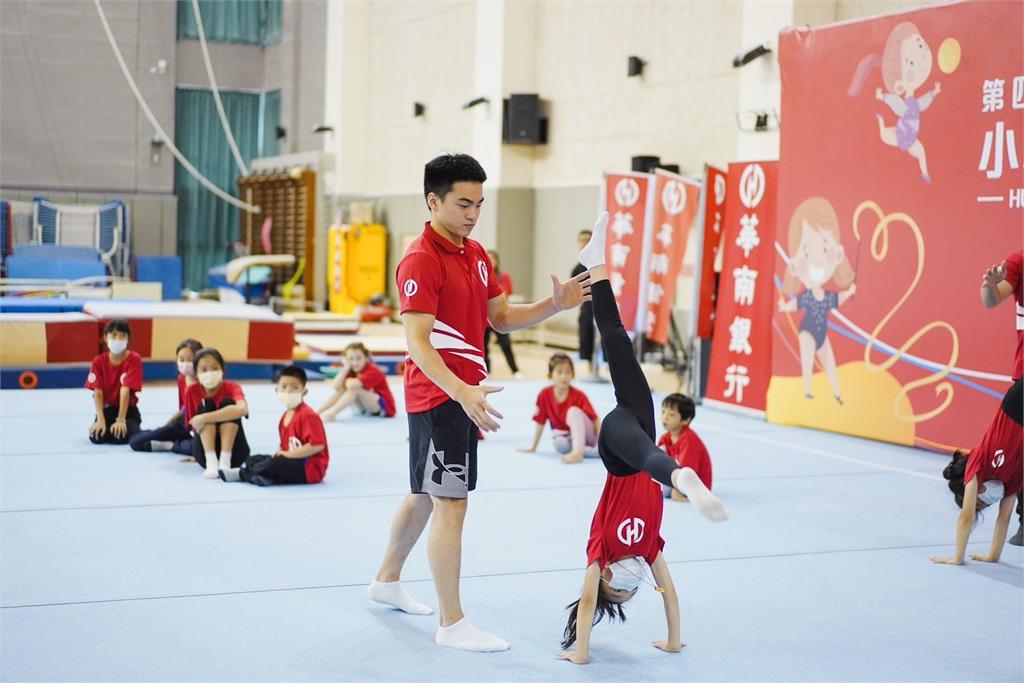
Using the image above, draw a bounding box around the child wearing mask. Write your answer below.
[86,319,143,445]
[130,338,203,454]
[183,348,250,479]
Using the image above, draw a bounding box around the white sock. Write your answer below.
[219,467,241,482]
[367,580,433,615]
[577,211,609,269]
[672,467,728,522]
[203,452,218,479]
[218,451,232,471]
[434,618,509,652]
[151,440,174,452]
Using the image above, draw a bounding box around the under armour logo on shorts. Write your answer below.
[429,442,467,486]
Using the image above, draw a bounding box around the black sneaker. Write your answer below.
[249,475,273,487]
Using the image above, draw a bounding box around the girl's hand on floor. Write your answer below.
[970,553,998,563]
[556,651,589,665]
[653,640,683,653]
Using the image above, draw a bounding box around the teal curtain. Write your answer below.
[174,88,262,290]
[177,0,282,46]
[260,89,281,158]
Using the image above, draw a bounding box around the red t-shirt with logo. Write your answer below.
[85,351,143,407]
[658,429,712,490]
[964,408,1023,498]
[1003,250,1023,380]
[533,385,598,431]
[397,222,503,413]
[586,472,665,569]
[358,362,396,417]
[279,402,330,483]
[182,381,247,425]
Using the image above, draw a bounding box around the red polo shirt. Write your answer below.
[586,472,665,569]
[397,221,503,413]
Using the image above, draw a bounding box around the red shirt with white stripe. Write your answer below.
[533,385,598,431]
[279,402,330,483]
[85,351,143,407]
[358,362,396,417]
[658,428,713,490]
[397,221,503,414]
[587,472,665,569]
[1003,250,1023,380]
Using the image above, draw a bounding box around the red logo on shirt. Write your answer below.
[992,449,1005,468]
[617,517,646,546]
[477,260,488,286]
[403,279,419,297]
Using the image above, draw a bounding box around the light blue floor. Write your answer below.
[2,379,1021,681]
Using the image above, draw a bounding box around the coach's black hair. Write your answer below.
[423,154,487,208]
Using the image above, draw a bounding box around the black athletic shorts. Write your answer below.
[408,400,477,498]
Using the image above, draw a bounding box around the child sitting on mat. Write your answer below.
[87,319,143,445]
[318,342,396,420]
[658,393,713,501]
[130,338,202,454]
[519,352,601,463]
[183,348,250,479]
[223,365,330,486]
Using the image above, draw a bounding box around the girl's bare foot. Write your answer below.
[561,451,584,464]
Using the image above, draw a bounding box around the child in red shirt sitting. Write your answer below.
[520,353,601,463]
[130,338,202,454]
[224,366,330,486]
[318,342,396,420]
[184,348,250,479]
[658,393,713,501]
[86,319,143,445]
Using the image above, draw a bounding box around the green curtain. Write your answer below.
[177,0,282,46]
[174,88,262,291]
[260,89,281,158]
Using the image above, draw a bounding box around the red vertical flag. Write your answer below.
[643,170,701,344]
[695,165,728,340]
[705,161,778,413]
[602,172,654,335]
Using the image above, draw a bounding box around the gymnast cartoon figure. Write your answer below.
[848,21,942,183]
[778,197,857,405]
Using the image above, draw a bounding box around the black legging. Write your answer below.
[484,327,519,373]
[592,277,678,488]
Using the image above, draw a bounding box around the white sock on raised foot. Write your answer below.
[203,451,218,479]
[671,467,728,521]
[434,618,509,652]
[577,211,609,269]
[367,580,434,615]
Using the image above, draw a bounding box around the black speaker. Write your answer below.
[503,94,547,144]
[657,163,680,174]
[631,155,660,173]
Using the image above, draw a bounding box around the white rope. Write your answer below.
[191,0,250,177]
[92,0,260,214]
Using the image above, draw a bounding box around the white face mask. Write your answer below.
[606,557,645,592]
[276,390,303,409]
[177,361,195,377]
[107,337,128,355]
[198,370,223,390]
[977,480,1004,508]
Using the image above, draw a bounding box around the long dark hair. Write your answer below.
[942,450,986,518]
[561,590,627,649]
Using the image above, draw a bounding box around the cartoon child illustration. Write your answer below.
[848,21,942,183]
[778,197,857,404]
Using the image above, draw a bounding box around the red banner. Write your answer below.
[695,165,728,339]
[705,161,778,413]
[603,172,654,335]
[641,170,701,344]
[768,0,1023,449]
